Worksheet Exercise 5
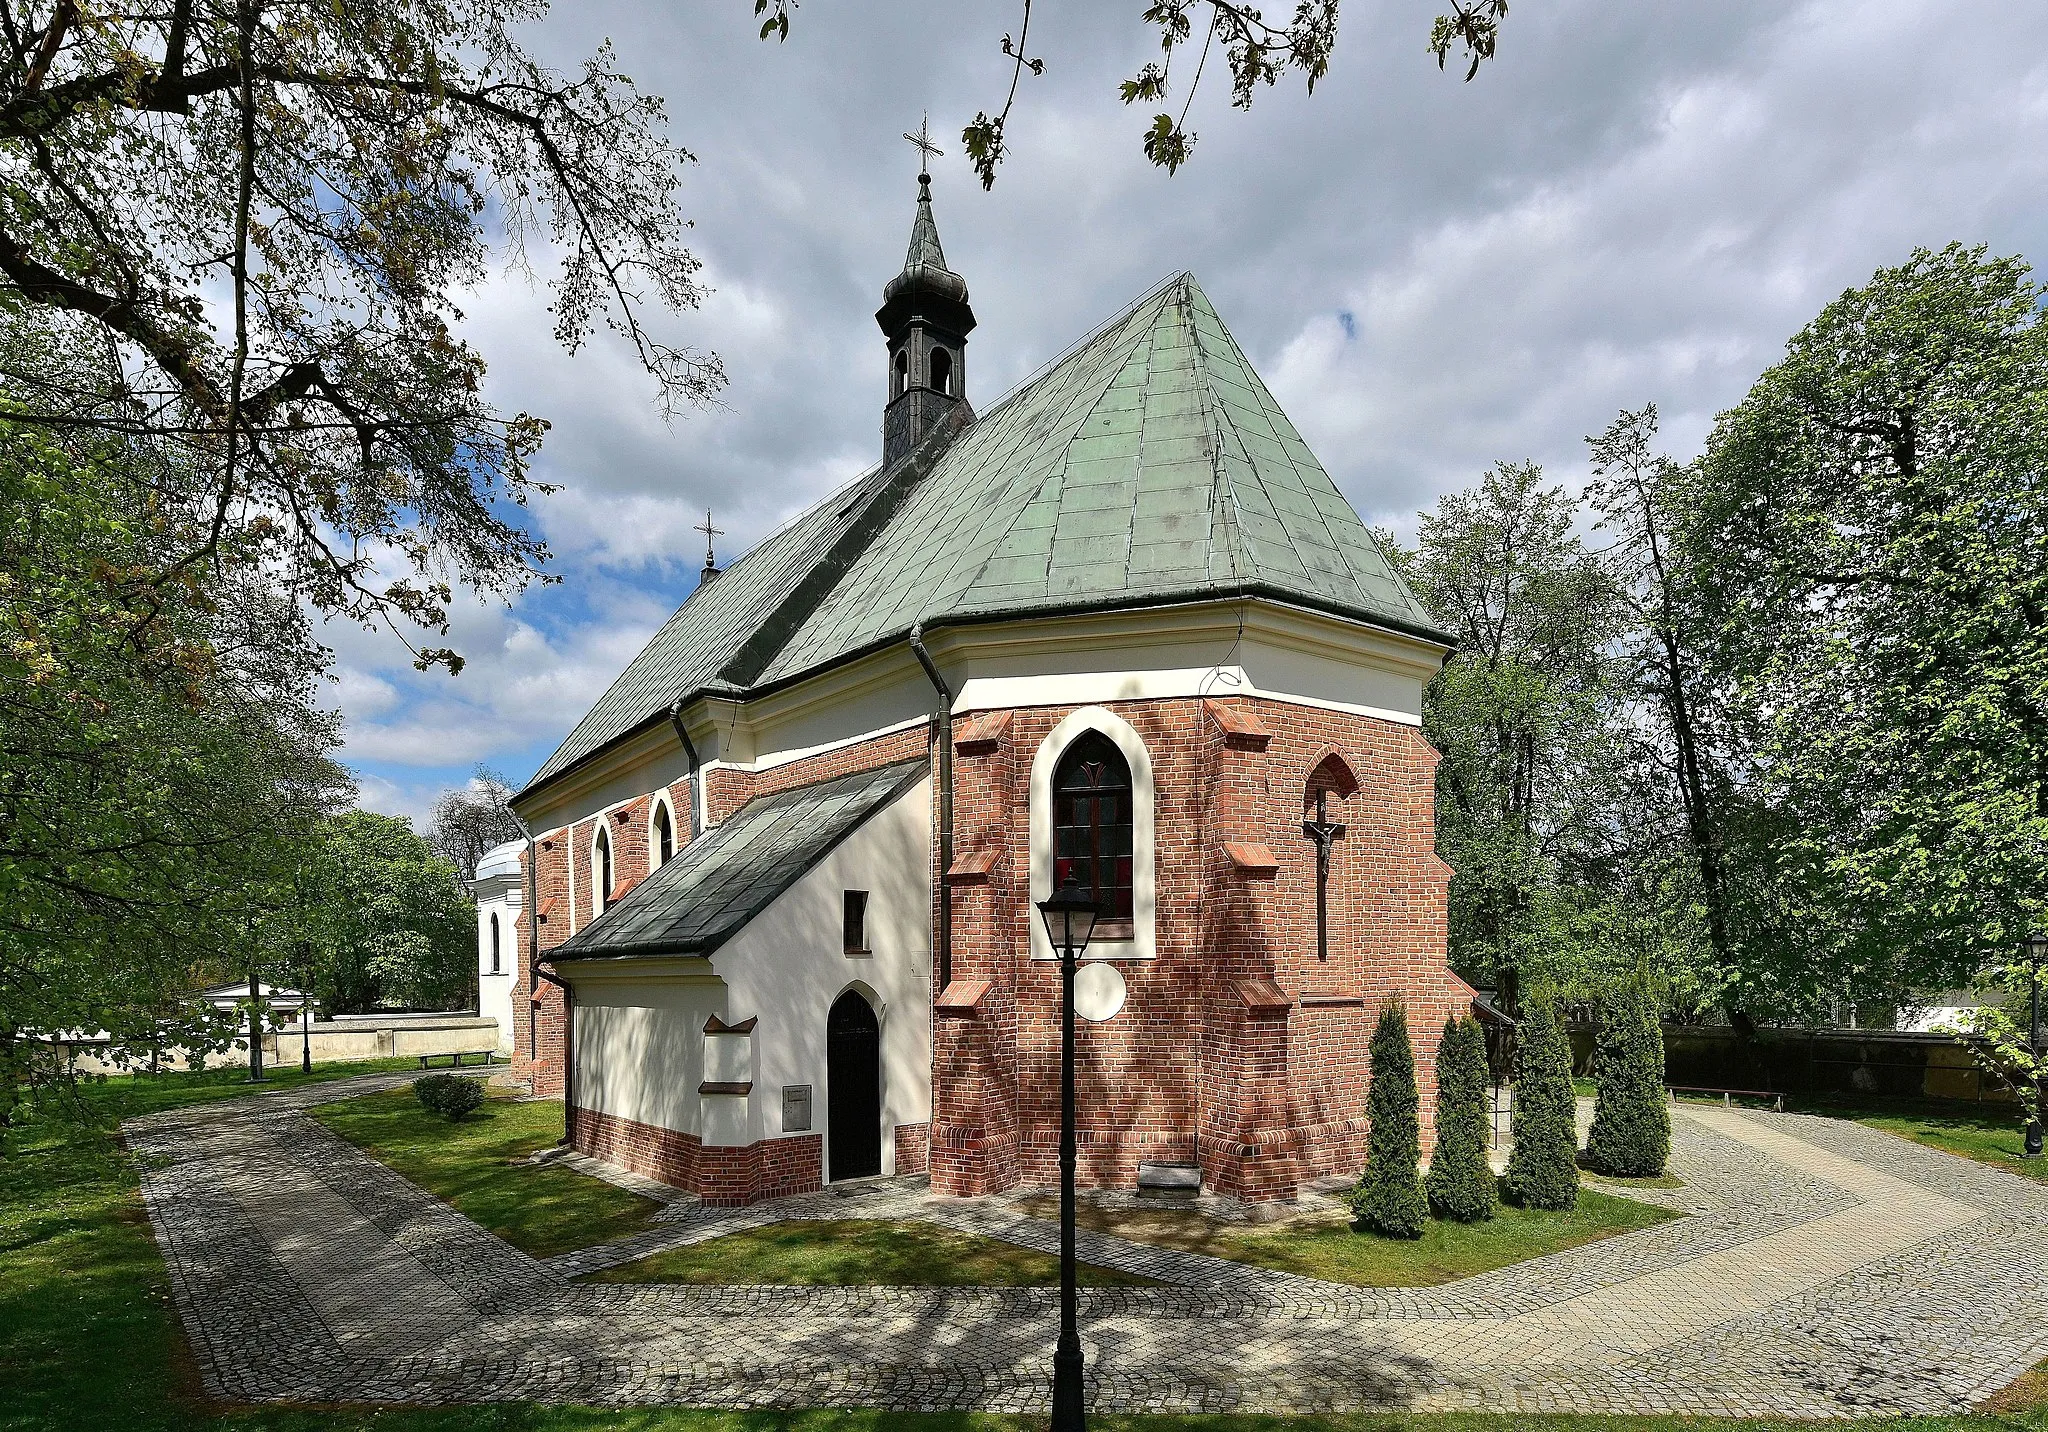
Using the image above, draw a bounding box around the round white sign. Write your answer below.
[1074,960,1127,1023]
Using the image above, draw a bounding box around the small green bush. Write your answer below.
[1350,1002,1427,1239]
[1425,1014,1498,1222]
[1502,990,1579,1210]
[412,1072,485,1120]
[1584,972,1671,1178]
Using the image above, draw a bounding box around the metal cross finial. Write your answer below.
[902,112,944,174]
[694,509,723,569]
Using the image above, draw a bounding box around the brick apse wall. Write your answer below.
[933,694,1469,1204]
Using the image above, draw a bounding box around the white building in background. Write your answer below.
[474,839,524,1056]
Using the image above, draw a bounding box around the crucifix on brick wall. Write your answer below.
[1303,787,1347,962]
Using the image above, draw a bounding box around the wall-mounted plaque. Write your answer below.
[782,1084,813,1132]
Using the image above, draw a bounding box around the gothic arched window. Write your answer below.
[1052,731,1134,931]
[594,827,614,912]
[930,346,953,396]
[489,912,501,974]
[652,799,674,868]
[893,348,907,399]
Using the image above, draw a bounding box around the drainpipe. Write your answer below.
[908,621,953,990]
[668,699,703,840]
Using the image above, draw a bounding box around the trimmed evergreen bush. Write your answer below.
[1583,971,1671,1177]
[1501,991,1579,1210]
[413,1072,485,1121]
[1350,1002,1427,1238]
[1425,1015,1498,1222]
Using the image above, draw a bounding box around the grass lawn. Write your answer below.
[1014,1188,1675,1287]
[1581,1169,1687,1190]
[308,1086,661,1258]
[584,1217,1156,1287]
[5,1062,2047,1432]
[1786,1094,2048,1184]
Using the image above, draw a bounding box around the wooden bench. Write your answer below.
[1668,1085,1784,1111]
[416,1050,494,1070]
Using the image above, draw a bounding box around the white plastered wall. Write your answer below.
[474,872,521,1055]
[573,972,727,1138]
[718,777,933,1175]
[561,777,933,1176]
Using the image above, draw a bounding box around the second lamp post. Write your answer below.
[1037,882,1101,1431]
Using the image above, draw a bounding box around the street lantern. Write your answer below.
[1036,881,1102,1431]
[2025,932,2046,1158]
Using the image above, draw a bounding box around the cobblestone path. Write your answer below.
[128,1074,2048,1417]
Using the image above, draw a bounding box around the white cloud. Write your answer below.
[323,0,2048,799]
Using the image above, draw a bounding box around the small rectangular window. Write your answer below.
[843,890,869,954]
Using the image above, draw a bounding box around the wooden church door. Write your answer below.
[827,991,881,1180]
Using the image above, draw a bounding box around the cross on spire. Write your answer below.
[902,113,944,176]
[694,509,723,578]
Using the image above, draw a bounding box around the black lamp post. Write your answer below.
[2025,931,2046,1159]
[1037,881,1101,1431]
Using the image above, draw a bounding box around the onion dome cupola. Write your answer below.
[877,168,976,468]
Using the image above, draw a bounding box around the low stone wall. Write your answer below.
[1564,1024,2016,1104]
[65,1013,500,1075]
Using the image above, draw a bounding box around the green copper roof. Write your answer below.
[522,274,1444,798]
[547,757,927,961]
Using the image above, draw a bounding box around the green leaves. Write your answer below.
[961,113,1006,193]
[1426,1015,1499,1222]
[755,1,794,43]
[1501,991,1578,1211]
[1687,243,2048,1009]
[1583,973,1670,1178]
[1429,1,1509,81]
[0,396,351,1078]
[1351,1002,1427,1238]
[1142,113,1194,175]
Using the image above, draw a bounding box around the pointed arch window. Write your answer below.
[489,912,501,974]
[1052,731,1134,933]
[892,349,908,399]
[652,799,674,868]
[593,826,614,912]
[930,346,953,396]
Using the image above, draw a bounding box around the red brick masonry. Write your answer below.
[570,1105,823,1206]
[894,1121,930,1176]
[523,689,1466,1208]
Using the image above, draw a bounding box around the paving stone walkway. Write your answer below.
[127,1073,2048,1417]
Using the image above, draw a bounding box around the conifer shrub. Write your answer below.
[413,1072,485,1121]
[1425,1014,1498,1222]
[1501,990,1579,1210]
[1350,1002,1427,1238]
[1583,971,1671,1177]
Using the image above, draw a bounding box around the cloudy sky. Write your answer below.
[336,0,2048,827]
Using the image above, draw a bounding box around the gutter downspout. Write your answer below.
[909,621,953,990]
[668,700,703,840]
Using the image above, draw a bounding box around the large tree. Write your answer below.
[0,0,718,667]
[1384,461,1635,998]
[427,766,524,882]
[0,378,349,1120]
[1684,243,2048,1015]
[299,810,473,1014]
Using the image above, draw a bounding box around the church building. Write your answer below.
[507,168,1470,1206]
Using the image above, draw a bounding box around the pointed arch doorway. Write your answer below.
[826,990,881,1180]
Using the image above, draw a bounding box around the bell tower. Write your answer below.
[877,131,975,468]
